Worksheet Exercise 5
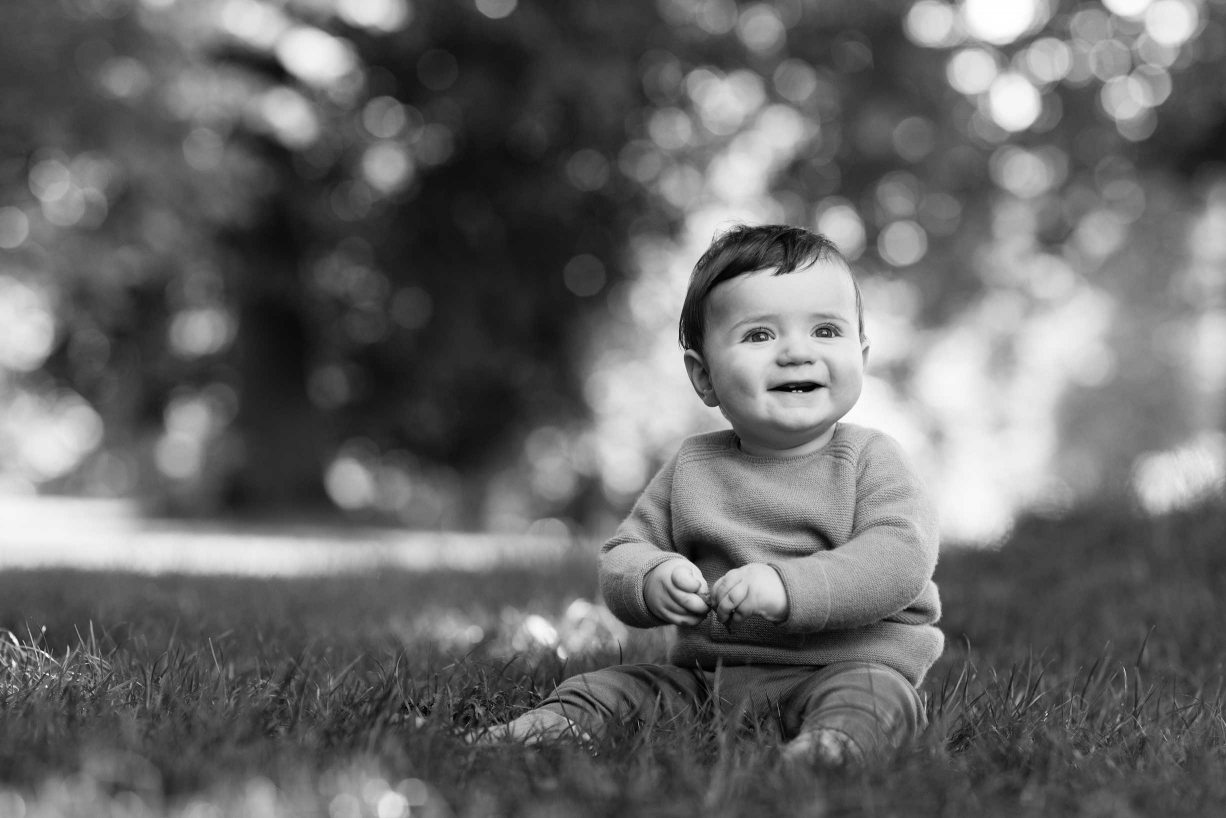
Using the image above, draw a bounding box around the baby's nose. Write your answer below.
[777,337,815,365]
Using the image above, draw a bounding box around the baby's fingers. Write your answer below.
[667,582,710,615]
[659,597,706,625]
[709,570,739,603]
[671,564,704,594]
[715,580,748,623]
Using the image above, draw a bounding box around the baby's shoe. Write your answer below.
[781,728,865,768]
[464,713,594,750]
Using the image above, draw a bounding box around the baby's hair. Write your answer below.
[678,223,864,354]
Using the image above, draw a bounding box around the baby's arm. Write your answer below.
[599,454,711,628]
[770,433,940,633]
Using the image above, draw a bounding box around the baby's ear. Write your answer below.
[683,349,721,408]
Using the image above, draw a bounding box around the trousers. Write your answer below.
[535,661,925,758]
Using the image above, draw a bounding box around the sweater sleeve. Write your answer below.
[598,454,687,629]
[769,433,940,633]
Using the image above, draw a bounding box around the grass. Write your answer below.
[1,500,1225,816]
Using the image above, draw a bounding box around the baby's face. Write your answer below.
[684,259,868,458]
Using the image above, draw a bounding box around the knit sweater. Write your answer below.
[599,423,944,686]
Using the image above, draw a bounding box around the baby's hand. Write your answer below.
[644,559,710,626]
[711,564,789,626]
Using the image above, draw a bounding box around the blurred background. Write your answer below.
[1,0,1224,550]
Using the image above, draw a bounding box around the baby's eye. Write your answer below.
[814,326,838,339]
[744,329,773,343]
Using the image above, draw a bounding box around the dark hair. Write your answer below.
[678,223,864,353]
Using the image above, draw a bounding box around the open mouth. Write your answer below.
[770,382,821,394]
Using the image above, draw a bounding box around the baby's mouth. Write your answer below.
[770,381,821,394]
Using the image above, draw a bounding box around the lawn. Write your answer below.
[1,500,1224,817]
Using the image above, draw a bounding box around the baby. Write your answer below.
[481,223,943,765]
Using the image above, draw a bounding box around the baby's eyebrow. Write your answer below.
[730,313,781,328]
[731,311,850,329]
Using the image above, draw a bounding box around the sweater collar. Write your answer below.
[727,423,844,462]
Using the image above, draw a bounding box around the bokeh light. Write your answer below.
[276,26,357,88]
[219,0,289,50]
[256,86,321,148]
[876,171,920,219]
[947,47,998,95]
[1132,433,1225,515]
[168,307,236,359]
[336,0,412,32]
[919,192,962,236]
[362,96,412,139]
[815,200,867,260]
[986,72,1042,131]
[3,389,104,484]
[877,220,929,267]
[1145,0,1200,47]
[892,116,936,162]
[325,454,378,511]
[687,68,766,135]
[0,278,56,372]
[475,0,518,20]
[736,4,786,54]
[694,0,738,36]
[648,107,694,150]
[1104,0,1154,18]
[1022,37,1072,85]
[772,59,819,103]
[0,207,29,249]
[182,127,225,171]
[961,0,1048,46]
[1088,38,1132,82]
[905,0,962,49]
[563,254,607,297]
[990,145,1068,198]
[567,149,611,191]
[361,142,415,193]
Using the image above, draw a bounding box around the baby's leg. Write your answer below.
[475,663,706,745]
[780,662,924,766]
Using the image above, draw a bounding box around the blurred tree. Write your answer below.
[207,1,661,518]
[1,0,659,522]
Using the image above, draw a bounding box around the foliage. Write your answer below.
[2,0,1226,534]
[1,500,1225,815]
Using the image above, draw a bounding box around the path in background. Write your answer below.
[0,496,571,576]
